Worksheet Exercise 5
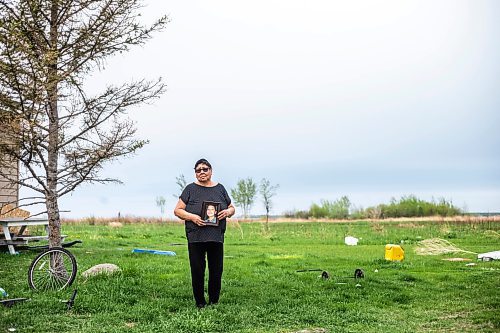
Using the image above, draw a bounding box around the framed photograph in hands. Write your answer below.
[201,201,221,226]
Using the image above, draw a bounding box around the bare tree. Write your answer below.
[231,178,256,219]
[0,0,168,248]
[172,173,186,198]
[259,178,279,230]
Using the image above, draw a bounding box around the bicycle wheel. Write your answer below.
[28,247,77,291]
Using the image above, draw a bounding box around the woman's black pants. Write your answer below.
[188,242,224,306]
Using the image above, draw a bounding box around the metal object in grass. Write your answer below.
[28,247,77,291]
[296,268,365,280]
[19,240,82,251]
[0,298,29,307]
[354,268,365,279]
[296,269,331,279]
[61,289,78,310]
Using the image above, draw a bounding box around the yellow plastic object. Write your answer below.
[385,244,405,261]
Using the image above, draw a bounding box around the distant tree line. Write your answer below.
[284,195,462,219]
[166,173,462,220]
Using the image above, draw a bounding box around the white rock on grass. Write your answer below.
[108,222,123,228]
[82,263,121,278]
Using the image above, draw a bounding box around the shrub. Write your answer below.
[282,210,310,219]
[308,196,351,219]
[373,195,461,218]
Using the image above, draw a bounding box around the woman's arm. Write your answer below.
[174,199,205,226]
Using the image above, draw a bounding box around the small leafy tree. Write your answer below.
[332,196,351,219]
[259,178,279,229]
[231,178,256,219]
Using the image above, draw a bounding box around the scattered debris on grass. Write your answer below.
[82,263,121,278]
[415,238,476,256]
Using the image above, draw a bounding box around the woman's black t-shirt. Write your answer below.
[180,183,232,243]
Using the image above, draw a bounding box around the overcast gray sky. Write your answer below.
[46,0,499,218]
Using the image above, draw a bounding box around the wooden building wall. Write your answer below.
[0,122,19,208]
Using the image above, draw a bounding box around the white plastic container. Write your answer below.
[478,250,500,261]
[344,236,359,246]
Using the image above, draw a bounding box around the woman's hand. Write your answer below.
[191,214,205,226]
[218,209,231,220]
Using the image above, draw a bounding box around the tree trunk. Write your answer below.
[243,204,249,219]
[265,206,269,232]
[47,0,61,248]
[46,191,62,247]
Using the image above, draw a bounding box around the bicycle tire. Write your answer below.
[28,247,77,291]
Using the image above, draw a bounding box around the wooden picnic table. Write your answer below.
[0,218,50,255]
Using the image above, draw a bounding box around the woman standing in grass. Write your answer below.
[174,158,235,308]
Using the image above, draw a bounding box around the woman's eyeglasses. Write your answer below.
[195,167,210,173]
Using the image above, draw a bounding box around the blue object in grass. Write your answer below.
[0,288,7,298]
[132,248,176,256]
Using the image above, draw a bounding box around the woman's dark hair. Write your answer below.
[194,158,212,170]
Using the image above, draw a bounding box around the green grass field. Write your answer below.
[1,220,499,332]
